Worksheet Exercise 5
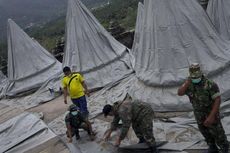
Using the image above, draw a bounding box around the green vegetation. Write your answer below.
[93,0,141,29]
[25,16,66,51]
[26,0,142,51]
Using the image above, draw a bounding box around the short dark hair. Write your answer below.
[63,66,71,73]
[102,104,112,117]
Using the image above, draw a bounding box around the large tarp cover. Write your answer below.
[6,19,62,96]
[0,113,58,153]
[129,0,230,111]
[131,2,144,69]
[0,71,8,98]
[207,0,230,40]
[63,0,133,90]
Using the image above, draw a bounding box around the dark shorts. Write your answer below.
[71,95,89,118]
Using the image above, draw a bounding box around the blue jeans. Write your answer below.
[71,95,89,118]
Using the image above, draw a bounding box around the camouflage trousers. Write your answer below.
[132,111,155,147]
[194,111,229,152]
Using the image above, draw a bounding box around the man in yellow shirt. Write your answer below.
[62,66,90,118]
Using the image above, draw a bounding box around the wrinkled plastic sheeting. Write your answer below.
[22,73,63,109]
[207,0,230,41]
[0,113,59,153]
[157,101,230,150]
[0,71,8,98]
[135,0,230,86]
[63,0,133,90]
[118,142,167,153]
[6,19,62,97]
[1,74,62,110]
[129,0,230,111]
[131,2,144,69]
[87,74,135,117]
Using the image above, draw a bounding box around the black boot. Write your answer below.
[138,137,146,144]
[220,143,229,153]
[75,129,80,140]
[204,144,218,153]
[150,146,159,153]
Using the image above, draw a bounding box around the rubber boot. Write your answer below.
[204,144,218,153]
[150,146,159,153]
[75,129,80,140]
[138,137,146,144]
[220,143,229,153]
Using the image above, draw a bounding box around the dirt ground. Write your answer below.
[27,96,71,123]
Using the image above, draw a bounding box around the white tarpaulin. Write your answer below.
[129,0,230,111]
[0,71,8,98]
[63,0,133,90]
[6,19,62,97]
[207,0,230,41]
[131,2,144,68]
[0,112,59,153]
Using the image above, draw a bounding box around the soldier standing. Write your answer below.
[178,63,229,153]
[102,94,158,153]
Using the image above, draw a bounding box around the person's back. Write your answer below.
[62,73,85,99]
[131,100,154,122]
[114,99,154,123]
[62,67,90,118]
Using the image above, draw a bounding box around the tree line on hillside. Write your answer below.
[0,0,142,74]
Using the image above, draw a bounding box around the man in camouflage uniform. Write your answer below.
[178,63,229,153]
[102,94,158,153]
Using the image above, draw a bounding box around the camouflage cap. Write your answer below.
[68,104,79,112]
[189,63,203,78]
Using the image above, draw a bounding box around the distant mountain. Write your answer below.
[0,0,140,71]
[0,0,108,41]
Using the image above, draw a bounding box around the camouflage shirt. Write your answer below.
[65,111,86,128]
[185,77,220,113]
[111,100,154,140]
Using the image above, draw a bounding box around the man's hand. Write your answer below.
[103,129,112,141]
[114,137,121,147]
[85,90,90,97]
[64,99,67,104]
[178,78,191,96]
[184,78,191,86]
[68,138,73,143]
[204,115,216,127]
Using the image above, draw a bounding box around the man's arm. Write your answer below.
[204,96,221,127]
[63,87,68,104]
[66,123,73,143]
[103,115,120,141]
[115,111,132,147]
[82,81,90,96]
[178,79,191,96]
[204,82,221,127]
[84,120,94,135]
